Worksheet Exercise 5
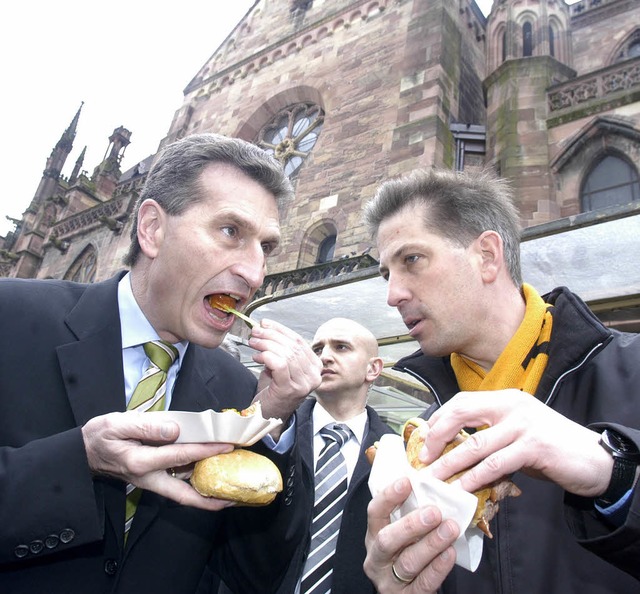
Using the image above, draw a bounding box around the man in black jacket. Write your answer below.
[0,133,321,593]
[216,317,394,594]
[361,168,640,593]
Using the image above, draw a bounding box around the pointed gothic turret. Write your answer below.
[92,126,132,199]
[69,146,87,185]
[30,102,84,213]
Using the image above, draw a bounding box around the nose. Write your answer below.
[319,346,334,363]
[386,273,410,308]
[232,243,267,291]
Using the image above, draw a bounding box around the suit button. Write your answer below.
[284,495,293,506]
[288,465,295,478]
[14,545,29,558]
[29,540,44,555]
[104,558,119,575]
[45,534,60,549]
[60,529,75,544]
[286,476,295,488]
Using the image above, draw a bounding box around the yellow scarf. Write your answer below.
[451,283,553,395]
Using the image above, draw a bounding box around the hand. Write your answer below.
[82,411,236,510]
[363,477,458,593]
[248,319,322,429]
[421,389,614,498]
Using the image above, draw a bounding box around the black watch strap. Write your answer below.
[596,429,640,507]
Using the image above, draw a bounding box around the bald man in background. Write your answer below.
[278,318,395,593]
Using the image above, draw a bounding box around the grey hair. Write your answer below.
[363,168,523,286]
[124,133,294,266]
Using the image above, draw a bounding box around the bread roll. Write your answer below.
[403,417,521,538]
[191,449,283,506]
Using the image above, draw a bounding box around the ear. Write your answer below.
[365,356,384,383]
[137,199,166,259]
[476,230,503,283]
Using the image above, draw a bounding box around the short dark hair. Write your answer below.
[124,133,294,266]
[363,168,523,286]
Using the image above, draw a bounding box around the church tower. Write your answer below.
[484,0,574,225]
[8,104,83,278]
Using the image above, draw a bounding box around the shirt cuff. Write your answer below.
[595,487,633,527]
[261,415,296,454]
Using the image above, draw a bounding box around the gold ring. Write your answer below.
[391,562,413,584]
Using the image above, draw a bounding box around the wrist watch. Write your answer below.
[596,428,640,507]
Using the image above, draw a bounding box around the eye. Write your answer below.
[405,254,420,265]
[312,346,323,356]
[261,242,276,256]
[222,226,237,238]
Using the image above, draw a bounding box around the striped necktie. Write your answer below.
[124,340,178,539]
[300,423,352,594]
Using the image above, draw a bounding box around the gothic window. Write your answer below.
[523,22,534,57]
[317,234,336,263]
[257,103,324,178]
[549,25,555,58]
[502,29,507,63]
[64,244,98,283]
[614,29,640,63]
[298,220,337,268]
[581,155,640,212]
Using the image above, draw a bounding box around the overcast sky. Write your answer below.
[0,1,576,236]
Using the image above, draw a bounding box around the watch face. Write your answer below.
[601,429,640,461]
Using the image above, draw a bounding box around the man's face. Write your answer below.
[141,162,281,347]
[377,203,483,357]
[311,320,377,398]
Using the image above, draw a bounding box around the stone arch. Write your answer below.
[550,117,640,216]
[489,21,507,71]
[234,85,325,142]
[64,244,98,283]
[297,219,338,268]
[608,27,640,65]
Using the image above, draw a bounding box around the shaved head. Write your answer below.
[313,318,379,358]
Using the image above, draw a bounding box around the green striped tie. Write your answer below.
[124,340,178,540]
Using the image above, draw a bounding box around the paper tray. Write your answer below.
[147,402,283,446]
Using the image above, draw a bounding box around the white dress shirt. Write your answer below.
[311,401,368,487]
[118,273,188,409]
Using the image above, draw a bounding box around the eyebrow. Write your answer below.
[311,337,354,350]
[225,211,281,247]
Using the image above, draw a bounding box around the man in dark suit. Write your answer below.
[0,133,321,593]
[279,317,395,594]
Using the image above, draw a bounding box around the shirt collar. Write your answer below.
[118,272,188,360]
[312,400,368,446]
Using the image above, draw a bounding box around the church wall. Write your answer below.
[163,0,484,273]
[570,0,640,74]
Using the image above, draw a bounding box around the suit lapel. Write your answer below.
[56,274,128,550]
[58,274,126,424]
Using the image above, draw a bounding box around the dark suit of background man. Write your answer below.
[279,317,395,593]
[0,133,322,594]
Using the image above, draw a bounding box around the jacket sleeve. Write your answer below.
[564,423,640,581]
[0,428,104,565]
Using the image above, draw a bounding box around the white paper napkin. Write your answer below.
[368,433,484,572]
[147,401,283,445]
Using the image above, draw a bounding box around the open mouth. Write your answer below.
[207,294,241,322]
[208,294,239,314]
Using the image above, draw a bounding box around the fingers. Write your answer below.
[247,318,322,420]
[144,467,237,511]
[82,411,234,486]
[364,478,458,593]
